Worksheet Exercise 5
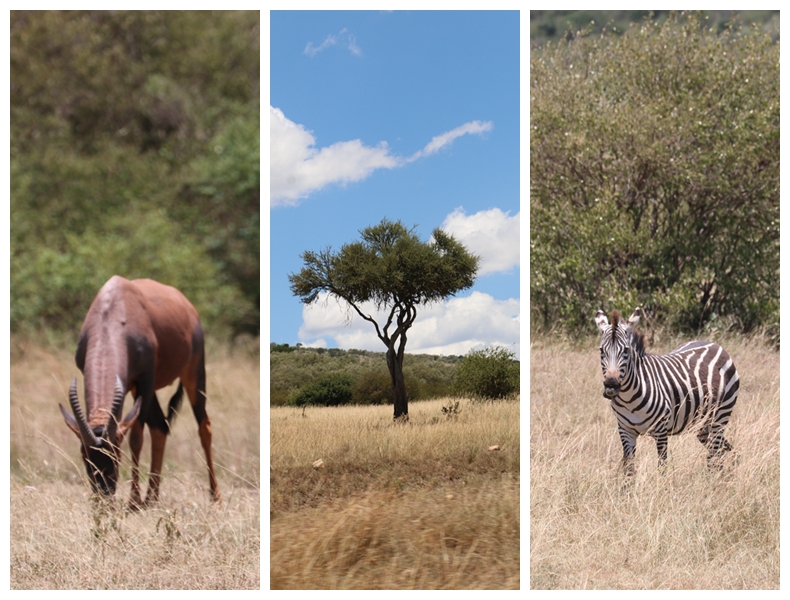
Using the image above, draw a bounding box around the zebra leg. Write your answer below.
[654,431,669,473]
[698,417,732,469]
[705,428,732,470]
[619,427,637,476]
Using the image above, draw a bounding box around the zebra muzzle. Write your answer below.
[603,377,620,398]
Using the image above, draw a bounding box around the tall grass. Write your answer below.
[530,334,779,589]
[10,336,260,589]
[270,398,520,589]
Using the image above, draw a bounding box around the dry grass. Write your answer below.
[10,336,260,589]
[270,398,520,589]
[530,334,779,589]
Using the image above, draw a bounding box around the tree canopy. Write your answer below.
[289,218,479,419]
[530,12,779,341]
[10,11,260,338]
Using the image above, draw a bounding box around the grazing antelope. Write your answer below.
[60,276,220,506]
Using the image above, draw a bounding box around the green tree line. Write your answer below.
[530,10,779,46]
[10,11,260,338]
[531,12,779,342]
[270,345,519,406]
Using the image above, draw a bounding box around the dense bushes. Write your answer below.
[453,346,520,400]
[287,373,354,407]
[10,11,259,337]
[529,10,779,46]
[530,12,779,341]
[272,346,521,407]
[270,347,460,407]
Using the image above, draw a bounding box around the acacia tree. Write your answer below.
[289,218,479,420]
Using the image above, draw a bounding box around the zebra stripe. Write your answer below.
[595,308,739,474]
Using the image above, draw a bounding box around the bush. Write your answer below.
[351,369,392,405]
[271,343,296,353]
[453,346,519,400]
[352,368,424,405]
[530,12,779,339]
[10,11,260,337]
[287,373,354,407]
[269,348,460,406]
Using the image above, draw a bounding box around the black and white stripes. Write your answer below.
[595,308,739,474]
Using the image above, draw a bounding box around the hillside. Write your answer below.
[269,344,465,406]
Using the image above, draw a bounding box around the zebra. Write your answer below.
[595,307,739,475]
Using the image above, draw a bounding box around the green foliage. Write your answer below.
[10,11,259,337]
[289,219,479,309]
[530,10,779,46]
[270,347,459,407]
[270,343,296,353]
[350,367,424,405]
[453,346,520,401]
[177,103,260,335]
[289,218,479,419]
[351,368,393,405]
[530,12,779,340]
[10,208,248,333]
[286,373,354,407]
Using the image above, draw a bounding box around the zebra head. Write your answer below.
[595,308,642,399]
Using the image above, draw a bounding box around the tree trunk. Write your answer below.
[386,346,409,421]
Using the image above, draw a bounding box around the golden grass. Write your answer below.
[530,335,779,589]
[270,398,520,589]
[10,336,260,589]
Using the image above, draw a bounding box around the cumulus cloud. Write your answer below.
[440,207,520,275]
[304,28,362,57]
[270,107,493,206]
[270,107,398,206]
[297,291,520,359]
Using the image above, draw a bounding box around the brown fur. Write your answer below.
[610,310,621,344]
[65,275,219,505]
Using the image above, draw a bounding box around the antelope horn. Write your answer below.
[68,377,101,449]
[104,375,126,444]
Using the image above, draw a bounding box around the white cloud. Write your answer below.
[297,291,520,359]
[304,28,362,57]
[270,107,398,206]
[270,107,494,206]
[440,207,520,276]
[408,120,493,162]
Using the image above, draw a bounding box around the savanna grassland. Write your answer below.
[270,398,520,589]
[10,336,260,589]
[530,334,779,589]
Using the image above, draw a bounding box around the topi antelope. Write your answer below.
[60,276,220,506]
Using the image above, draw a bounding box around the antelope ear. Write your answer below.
[116,396,142,442]
[59,403,81,437]
[595,310,609,332]
[626,308,641,331]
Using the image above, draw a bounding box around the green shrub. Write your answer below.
[270,343,296,353]
[351,369,392,405]
[453,346,519,400]
[530,12,779,339]
[351,368,424,405]
[10,12,260,337]
[287,373,354,407]
[270,348,460,406]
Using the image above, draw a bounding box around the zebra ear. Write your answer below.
[595,310,609,332]
[626,308,641,331]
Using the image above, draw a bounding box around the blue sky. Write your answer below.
[270,11,520,358]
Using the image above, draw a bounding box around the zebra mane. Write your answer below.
[608,309,645,356]
[610,310,621,345]
[630,329,646,357]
